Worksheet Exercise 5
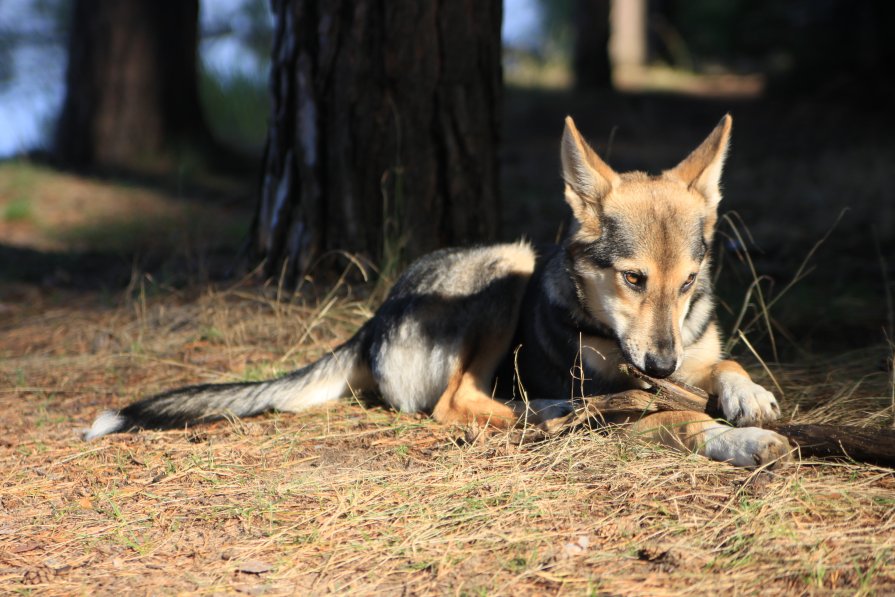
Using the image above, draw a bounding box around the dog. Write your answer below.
[85,115,791,468]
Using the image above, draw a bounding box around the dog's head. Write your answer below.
[561,115,731,378]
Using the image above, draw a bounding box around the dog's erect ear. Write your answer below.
[561,116,620,215]
[667,114,732,206]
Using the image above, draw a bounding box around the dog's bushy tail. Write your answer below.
[84,335,368,440]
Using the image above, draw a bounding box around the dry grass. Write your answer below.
[2,279,894,595]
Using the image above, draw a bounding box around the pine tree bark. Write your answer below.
[255,0,502,278]
[54,0,208,169]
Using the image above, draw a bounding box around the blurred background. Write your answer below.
[0,0,893,361]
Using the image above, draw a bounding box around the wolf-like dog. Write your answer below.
[86,115,791,468]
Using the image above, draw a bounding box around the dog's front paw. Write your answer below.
[717,372,780,427]
[703,426,791,469]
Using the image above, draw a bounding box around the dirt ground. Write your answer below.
[1,282,893,595]
[1,88,894,594]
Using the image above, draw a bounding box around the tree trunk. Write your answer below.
[54,0,209,169]
[254,0,502,279]
[573,0,612,89]
[609,0,647,70]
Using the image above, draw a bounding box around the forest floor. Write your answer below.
[1,88,894,595]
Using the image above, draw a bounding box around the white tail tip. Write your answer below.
[83,411,127,441]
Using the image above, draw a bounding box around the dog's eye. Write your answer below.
[681,273,697,291]
[622,271,645,289]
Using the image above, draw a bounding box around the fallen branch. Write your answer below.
[547,365,895,468]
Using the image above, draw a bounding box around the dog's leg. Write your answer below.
[431,335,519,428]
[676,325,780,427]
[430,329,575,428]
[626,410,791,468]
[432,370,518,428]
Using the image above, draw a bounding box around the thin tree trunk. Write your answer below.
[573,0,612,89]
[255,0,502,279]
[609,0,647,70]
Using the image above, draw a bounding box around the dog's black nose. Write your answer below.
[643,354,677,378]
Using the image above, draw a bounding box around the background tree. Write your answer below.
[54,0,211,170]
[572,0,612,89]
[253,0,503,279]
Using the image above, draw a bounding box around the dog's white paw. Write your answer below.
[703,425,791,468]
[717,372,780,427]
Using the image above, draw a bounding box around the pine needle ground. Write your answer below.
[1,283,893,595]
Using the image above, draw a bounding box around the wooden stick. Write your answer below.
[618,364,722,415]
[541,387,711,433]
[767,424,895,467]
[548,364,895,468]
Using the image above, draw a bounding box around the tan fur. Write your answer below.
[672,321,725,389]
[673,330,757,402]
[666,114,732,208]
[494,241,539,276]
[410,116,782,463]
[562,116,621,212]
[554,115,786,465]
[432,330,519,428]
[431,369,519,428]
[561,118,731,376]
[626,410,718,454]
[613,407,789,468]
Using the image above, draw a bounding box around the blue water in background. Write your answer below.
[0,0,542,158]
